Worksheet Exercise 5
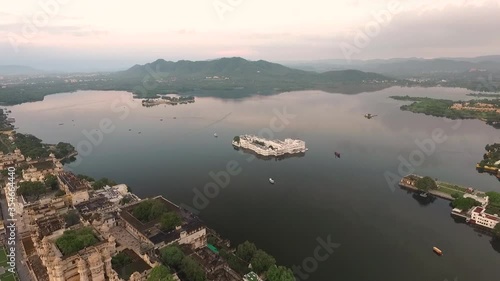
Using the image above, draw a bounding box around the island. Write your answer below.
[399,175,500,235]
[477,143,500,179]
[232,135,307,157]
[390,95,500,128]
[141,95,195,107]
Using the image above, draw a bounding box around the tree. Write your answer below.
[160,245,185,269]
[250,249,276,274]
[180,256,206,281]
[92,177,117,190]
[132,199,168,223]
[267,265,295,281]
[415,176,437,191]
[494,223,500,238]
[451,197,481,211]
[160,212,181,232]
[147,265,174,281]
[16,181,46,197]
[44,174,58,190]
[64,210,81,227]
[111,252,132,268]
[236,241,257,262]
[451,192,461,199]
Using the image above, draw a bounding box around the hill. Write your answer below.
[110,57,395,98]
[0,58,397,105]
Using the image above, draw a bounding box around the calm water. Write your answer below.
[9,87,500,281]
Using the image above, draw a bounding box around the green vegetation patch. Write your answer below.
[479,143,500,167]
[55,227,99,256]
[390,96,500,128]
[451,197,481,211]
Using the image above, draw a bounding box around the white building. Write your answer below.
[232,135,307,156]
[470,206,500,229]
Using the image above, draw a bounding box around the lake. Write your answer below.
[9,87,500,281]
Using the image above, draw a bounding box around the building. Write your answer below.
[119,196,207,250]
[232,135,307,156]
[57,172,90,206]
[470,206,500,229]
[0,148,25,169]
[30,226,119,281]
[22,156,63,182]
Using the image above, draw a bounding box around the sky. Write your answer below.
[1,0,500,71]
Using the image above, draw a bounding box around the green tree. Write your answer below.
[236,241,257,262]
[451,197,481,211]
[111,252,132,268]
[44,174,59,190]
[16,181,46,197]
[160,212,182,232]
[63,210,80,227]
[180,256,206,281]
[160,245,185,269]
[267,265,295,281]
[147,265,174,281]
[55,227,98,255]
[494,223,500,238]
[451,192,461,199]
[415,176,437,191]
[132,199,168,223]
[250,250,276,274]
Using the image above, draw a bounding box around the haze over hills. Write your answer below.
[282,55,500,77]
[0,57,396,105]
[0,65,45,76]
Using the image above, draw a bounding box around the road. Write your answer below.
[0,190,34,281]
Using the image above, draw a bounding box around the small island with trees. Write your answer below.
[141,95,195,107]
[477,143,500,179]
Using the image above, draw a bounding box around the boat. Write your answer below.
[160,118,163,121]
[269,178,275,184]
[334,152,341,158]
[214,133,218,138]
[433,247,443,256]
[58,123,64,125]
[364,113,378,119]
[419,192,428,198]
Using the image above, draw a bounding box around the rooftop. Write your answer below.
[58,172,87,192]
[120,196,205,245]
[32,160,55,171]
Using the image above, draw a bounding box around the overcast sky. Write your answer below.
[1,0,499,71]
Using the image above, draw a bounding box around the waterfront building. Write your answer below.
[119,196,207,250]
[57,172,90,206]
[232,135,307,156]
[470,206,500,229]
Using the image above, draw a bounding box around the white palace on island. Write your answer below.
[232,135,308,156]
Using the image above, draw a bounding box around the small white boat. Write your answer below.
[269,178,275,184]
[214,133,218,138]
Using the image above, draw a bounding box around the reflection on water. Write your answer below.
[411,192,437,206]
[7,87,500,281]
[232,146,306,161]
